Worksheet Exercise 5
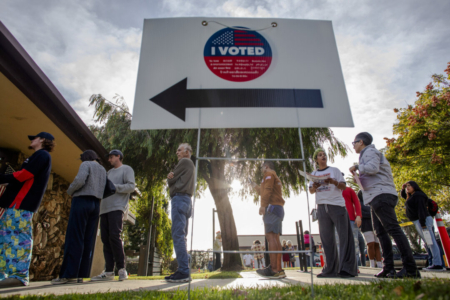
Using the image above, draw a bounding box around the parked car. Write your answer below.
[392,245,428,269]
[364,245,428,268]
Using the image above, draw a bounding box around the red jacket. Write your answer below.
[342,187,361,221]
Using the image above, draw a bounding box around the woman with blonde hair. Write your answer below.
[287,240,295,267]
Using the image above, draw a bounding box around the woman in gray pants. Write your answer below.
[309,149,357,278]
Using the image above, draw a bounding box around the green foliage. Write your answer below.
[385,62,450,218]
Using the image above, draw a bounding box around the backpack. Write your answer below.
[427,198,439,217]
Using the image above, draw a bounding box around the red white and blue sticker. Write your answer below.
[204,27,272,82]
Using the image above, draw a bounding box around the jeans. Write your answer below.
[350,221,361,266]
[100,210,125,272]
[370,194,417,272]
[413,217,442,267]
[171,193,192,275]
[60,196,100,278]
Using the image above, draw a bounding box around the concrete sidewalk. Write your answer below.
[1,267,449,298]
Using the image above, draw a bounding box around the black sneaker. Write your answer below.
[167,272,191,283]
[389,268,421,279]
[422,265,445,272]
[164,272,177,281]
[374,268,396,278]
[256,267,276,278]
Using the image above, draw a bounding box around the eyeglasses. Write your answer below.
[352,140,361,145]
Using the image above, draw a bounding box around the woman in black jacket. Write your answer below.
[358,191,382,268]
[401,181,443,271]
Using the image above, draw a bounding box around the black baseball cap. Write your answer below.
[107,149,123,158]
[28,132,55,141]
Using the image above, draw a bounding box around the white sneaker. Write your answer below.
[90,271,115,281]
[51,278,68,285]
[118,268,128,281]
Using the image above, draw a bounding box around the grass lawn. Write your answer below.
[5,278,450,299]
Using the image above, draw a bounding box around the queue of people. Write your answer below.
[1,132,443,287]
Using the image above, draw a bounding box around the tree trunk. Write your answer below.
[200,159,243,270]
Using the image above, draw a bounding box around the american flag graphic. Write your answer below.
[0,165,15,219]
[211,29,265,47]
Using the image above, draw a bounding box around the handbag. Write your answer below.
[311,208,318,222]
[103,177,116,199]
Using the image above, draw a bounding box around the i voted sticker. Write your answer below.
[204,27,272,82]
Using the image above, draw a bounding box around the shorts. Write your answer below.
[263,210,283,235]
[363,231,379,243]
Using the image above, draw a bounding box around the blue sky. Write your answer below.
[1,0,449,250]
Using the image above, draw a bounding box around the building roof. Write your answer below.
[0,22,108,181]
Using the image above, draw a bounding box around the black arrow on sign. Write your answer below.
[149,78,323,121]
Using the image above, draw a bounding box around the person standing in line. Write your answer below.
[213,231,222,271]
[401,181,444,271]
[0,132,55,288]
[282,240,290,268]
[91,150,135,282]
[350,132,420,278]
[341,182,363,268]
[207,257,214,272]
[243,252,253,268]
[252,161,286,278]
[309,149,357,278]
[304,231,316,267]
[52,150,106,284]
[287,240,295,268]
[358,191,382,268]
[251,240,265,269]
[164,144,195,283]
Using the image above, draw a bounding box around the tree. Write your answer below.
[88,94,349,270]
[384,62,450,218]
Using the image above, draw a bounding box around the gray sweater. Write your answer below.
[100,164,135,215]
[168,158,195,198]
[67,161,107,199]
[358,144,398,205]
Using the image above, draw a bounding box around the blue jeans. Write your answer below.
[413,217,442,267]
[171,194,192,275]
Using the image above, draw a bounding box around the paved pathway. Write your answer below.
[1,268,449,298]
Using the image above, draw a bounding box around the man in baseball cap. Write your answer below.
[27,132,55,141]
[91,149,135,282]
[0,132,55,287]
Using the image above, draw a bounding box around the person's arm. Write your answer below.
[358,150,381,175]
[309,181,321,194]
[0,152,49,185]
[167,159,193,186]
[67,162,90,196]
[417,194,429,228]
[114,167,136,194]
[260,174,275,208]
[401,188,407,200]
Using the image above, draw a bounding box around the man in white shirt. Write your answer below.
[243,253,253,268]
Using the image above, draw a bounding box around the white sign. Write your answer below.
[131,17,354,130]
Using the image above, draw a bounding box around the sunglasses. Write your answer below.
[352,140,361,145]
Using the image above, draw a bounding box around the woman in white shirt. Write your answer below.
[309,149,357,278]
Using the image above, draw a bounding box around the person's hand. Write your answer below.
[402,183,407,189]
[167,172,174,179]
[349,166,357,173]
[312,182,321,189]
[355,216,362,228]
[324,178,337,186]
[259,207,266,215]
